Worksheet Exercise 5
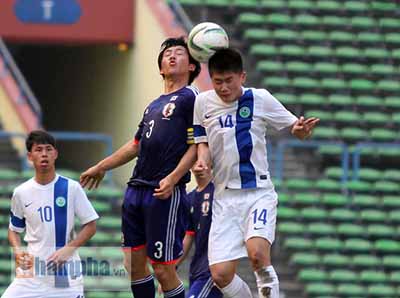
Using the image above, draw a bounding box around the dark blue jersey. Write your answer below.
[129,86,198,187]
[187,182,214,281]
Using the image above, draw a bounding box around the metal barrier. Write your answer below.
[275,140,349,185]
[352,142,400,180]
[0,130,113,179]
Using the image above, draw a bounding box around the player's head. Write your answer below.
[208,48,246,103]
[26,130,58,172]
[158,37,201,85]
[192,165,212,187]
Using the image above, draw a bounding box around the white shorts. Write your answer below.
[1,278,84,298]
[208,187,278,265]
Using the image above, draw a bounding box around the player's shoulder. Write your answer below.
[57,175,82,190]
[12,178,35,196]
[183,85,199,97]
[247,87,273,99]
[196,89,218,103]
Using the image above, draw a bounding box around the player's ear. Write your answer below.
[188,63,196,72]
[27,151,33,162]
[241,71,247,84]
[54,149,58,160]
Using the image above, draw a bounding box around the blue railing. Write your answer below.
[275,140,349,185]
[352,142,400,180]
[0,131,113,179]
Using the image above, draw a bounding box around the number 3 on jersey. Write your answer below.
[154,241,163,259]
[146,120,155,138]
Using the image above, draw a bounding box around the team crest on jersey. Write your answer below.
[204,193,210,200]
[162,103,176,118]
[201,201,210,216]
[239,106,251,118]
[55,196,66,207]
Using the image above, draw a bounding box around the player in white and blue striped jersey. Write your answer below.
[193,49,319,298]
[2,131,98,298]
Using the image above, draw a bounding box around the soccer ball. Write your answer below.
[188,22,229,63]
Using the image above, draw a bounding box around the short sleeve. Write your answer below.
[260,89,298,130]
[184,88,197,145]
[73,183,99,225]
[134,110,146,142]
[193,94,208,143]
[9,191,25,233]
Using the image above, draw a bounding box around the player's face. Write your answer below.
[160,46,195,79]
[211,71,246,103]
[28,143,58,173]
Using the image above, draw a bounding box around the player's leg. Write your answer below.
[122,186,155,298]
[208,189,252,298]
[146,185,187,298]
[1,279,43,298]
[188,277,223,298]
[245,189,279,298]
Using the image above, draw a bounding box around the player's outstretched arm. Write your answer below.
[80,140,140,189]
[8,229,33,270]
[154,144,197,199]
[291,116,320,140]
[193,142,211,178]
[47,220,96,267]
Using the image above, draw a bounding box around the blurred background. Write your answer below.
[0,0,399,297]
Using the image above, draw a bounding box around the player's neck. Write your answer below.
[34,170,56,185]
[163,75,189,94]
[196,178,212,192]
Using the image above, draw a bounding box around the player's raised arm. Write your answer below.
[291,116,320,140]
[80,139,140,189]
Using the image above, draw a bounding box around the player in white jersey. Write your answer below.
[2,130,98,298]
[193,49,319,298]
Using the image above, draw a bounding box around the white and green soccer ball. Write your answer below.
[188,22,229,63]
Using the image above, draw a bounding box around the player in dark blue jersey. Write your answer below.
[181,166,223,298]
[80,37,201,298]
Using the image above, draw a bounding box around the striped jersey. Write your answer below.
[193,87,297,192]
[9,174,99,287]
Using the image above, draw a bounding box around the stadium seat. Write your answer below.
[333,111,360,125]
[288,0,313,11]
[337,223,365,238]
[295,14,320,27]
[352,195,379,208]
[287,61,312,74]
[357,168,381,181]
[305,283,335,296]
[260,0,286,9]
[256,61,284,73]
[321,16,349,28]
[298,268,328,282]
[344,1,368,13]
[274,93,297,105]
[329,269,358,283]
[350,16,376,30]
[265,13,292,26]
[340,127,368,142]
[352,254,381,268]
[321,78,347,90]
[307,223,336,237]
[383,255,400,270]
[278,221,306,234]
[99,216,121,229]
[305,110,333,122]
[299,93,325,106]
[342,63,368,75]
[237,13,265,26]
[322,193,348,207]
[273,29,298,42]
[280,44,306,57]
[328,31,354,44]
[371,1,397,12]
[329,208,357,222]
[374,239,400,254]
[244,29,271,41]
[315,237,343,252]
[322,254,350,267]
[364,47,390,60]
[367,224,395,239]
[0,168,19,180]
[284,237,314,251]
[360,210,386,223]
[278,206,300,220]
[328,94,355,107]
[293,192,320,205]
[370,64,396,76]
[357,32,383,44]
[262,77,291,89]
[301,207,328,221]
[368,285,396,297]
[383,169,400,182]
[382,196,400,209]
[313,127,340,140]
[344,238,372,253]
[374,180,400,193]
[356,95,382,109]
[314,62,340,75]
[301,30,328,43]
[337,284,364,296]
[308,46,334,59]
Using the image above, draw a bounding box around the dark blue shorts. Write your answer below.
[121,184,188,264]
[188,277,223,298]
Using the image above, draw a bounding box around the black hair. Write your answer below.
[208,48,243,75]
[157,36,201,85]
[26,130,56,152]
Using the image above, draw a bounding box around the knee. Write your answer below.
[153,265,173,284]
[249,248,268,270]
[210,266,234,288]
[123,255,144,277]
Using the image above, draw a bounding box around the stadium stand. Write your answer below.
[170,0,400,297]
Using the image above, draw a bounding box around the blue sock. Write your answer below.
[163,282,185,298]
[130,275,155,298]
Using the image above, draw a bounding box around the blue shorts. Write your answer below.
[121,184,188,264]
[188,277,222,298]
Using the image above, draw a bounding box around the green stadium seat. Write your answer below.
[329,269,358,283]
[328,94,354,107]
[383,255,400,270]
[293,192,320,205]
[392,49,400,60]
[99,216,121,229]
[305,283,335,296]
[375,239,400,254]
[367,224,395,239]
[285,178,314,190]
[377,80,400,93]
[117,292,134,298]
[322,193,348,207]
[371,1,397,12]
[360,270,387,284]
[340,127,368,142]
[379,18,400,31]
[286,61,312,74]
[278,221,305,234]
[204,0,230,6]
[274,93,297,105]
[305,110,333,121]
[374,180,400,193]
[368,285,396,297]
[322,16,349,28]
[321,78,346,90]
[377,147,400,158]
[382,196,400,209]
[342,63,368,75]
[21,169,35,179]
[316,0,341,11]
[299,93,325,106]
[322,254,350,267]
[298,268,328,282]
[357,168,381,181]
[357,32,383,44]
[58,169,80,180]
[329,31,354,43]
[288,0,313,10]
[307,223,336,237]
[100,247,123,260]
[293,77,319,90]
[280,44,306,57]
[352,195,379,208]
[284,237,314,251]
[364,47,390,59]
[265,13,292,26]
[337,284,365,296]
[350,16,376,30]
[0,199,11,211]
[314,62,340,74]
[356,95,382,109]
[385,33,400,45]
[324,167,343,179]
[250,44,278,57]
[233,0,259,8]
[370,128,397,142]
[370,64,396,76]
[278,206,300,220]
[237,13,265,25]
[175,0,202,6]
[337,223,365,237]
[329,208,357,222]
[294,14,320,27]
[256,61,284,73]
[301,207,327,221]
[308,46,333,58]
[262,77,291,89]
[350,79,375,92]
[315,237,343,252]
[336,46,361,60]
[344,238,372,253]
[0,168,19,180]
[273,29,298,42]
[290,252,320,266]
[389,271,400,283]
[363,112,390,125]
[393,112,400,124]
[352,254,381,268]
[90,231,113,245]
[383,169,400,182]
[344,1,368,12]
[301,30,328,42]
[92,201,111,213]
[92,186,124,199]
[318,145,345,156]
[260,0,286,9]
[315,179,341,192]
[333,111,360,125]
[244,29,271,41]
[278,192,290,204]
[360,209,386,223]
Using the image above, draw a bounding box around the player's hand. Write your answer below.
[47,246,75,270]
[291,116,320,140]
[154,176,175,200]
[157,283,163,297]
[15,250,33,270]
[80,165,105,190]
[193,159,208,178]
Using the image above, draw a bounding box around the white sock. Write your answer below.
[254,265,279,298]
[220,274,252,298]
